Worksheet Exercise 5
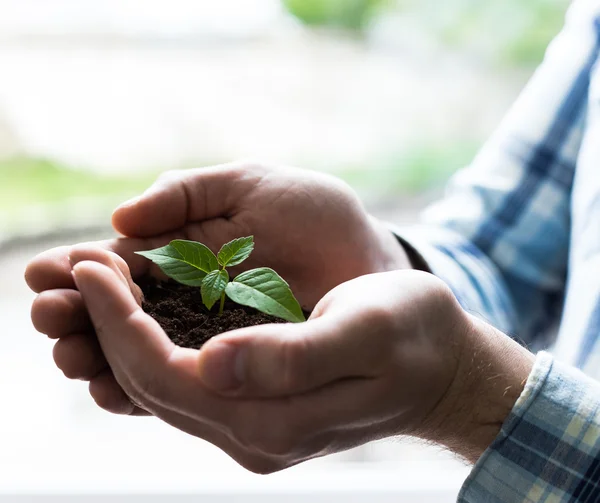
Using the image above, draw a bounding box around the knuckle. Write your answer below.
[94,394,128,414]
[52,340,81,379]
[89,382,134,414]
[23,263,40,292]
[60,365,86,380]
[57,363,80,380]
[31,290,82,336]
[363,304,397,340]
[30,296,49,334]
[24,247,68,292]
[89,390,112,411]
[53,335,101,380]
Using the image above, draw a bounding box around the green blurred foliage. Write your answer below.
[0,157,157,215]
[1,0,571,234]
[500,1,567,65]
[0,143,476,227]
[337,141,479,195]
[281,0,387,31]
[417,0,569,66]
[283,0,569,66]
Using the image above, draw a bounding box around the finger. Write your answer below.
[53,333,108,380]
[196,315,391,398]
[112,163,261,238]
[31,289,91,338]
[71,261,176,406]
[89,369,150,416]
[68,245,143,305]
[86,367,318,473]
[71,260,250,428]
[25,238,155,293]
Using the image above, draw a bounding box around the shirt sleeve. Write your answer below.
[393,0,600,350]
[458,352,600,503]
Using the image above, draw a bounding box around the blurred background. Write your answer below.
[0,0,568,501]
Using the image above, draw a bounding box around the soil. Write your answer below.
[138,276,286,349]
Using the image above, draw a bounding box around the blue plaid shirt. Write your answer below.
[398,0,600,500]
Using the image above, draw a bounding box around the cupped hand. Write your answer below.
[68,251,469,473]
[28,162,408,306]
[25,162,410,415]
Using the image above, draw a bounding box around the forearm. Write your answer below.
[456,351,600,502]
[422,314,535,463]
[414,306,600,502]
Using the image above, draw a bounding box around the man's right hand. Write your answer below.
[25,162,411,415]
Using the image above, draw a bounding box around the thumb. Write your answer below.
[197,315,390,398]
[71,261,175,396]
[69,245,143,305]
[112,164,251,238]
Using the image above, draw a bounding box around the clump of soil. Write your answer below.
[138,276,285,349]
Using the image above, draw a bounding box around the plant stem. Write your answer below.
[219,292,226,316]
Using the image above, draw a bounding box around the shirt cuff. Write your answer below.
[458,352,600,502]
[387,223,473,286]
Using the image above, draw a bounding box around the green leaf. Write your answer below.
[201,270,229,310]
[135,240,218,287]
[225,267,306,323]
[218,236,254,268]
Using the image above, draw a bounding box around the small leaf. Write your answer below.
[225,267,305,323]
[201,270,229,310]
[135,240,218,286]
[170,240,219,272]
[218,236,254,268]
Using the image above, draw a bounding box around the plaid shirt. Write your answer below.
[398,0,600,500]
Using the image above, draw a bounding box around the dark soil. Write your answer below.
[138,276,286,349]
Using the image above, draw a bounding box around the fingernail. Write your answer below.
[71,266,81,289]
[67,254,83,268]
[199,341,244,391]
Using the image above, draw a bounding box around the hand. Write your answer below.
[68,250,533,472]
[26,162,411,416]
[68,251,463,472]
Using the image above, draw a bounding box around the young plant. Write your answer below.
[135,236,306,323]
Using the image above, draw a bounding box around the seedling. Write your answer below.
[135,236,305,323]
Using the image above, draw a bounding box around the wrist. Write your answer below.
[422,313,535,463]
